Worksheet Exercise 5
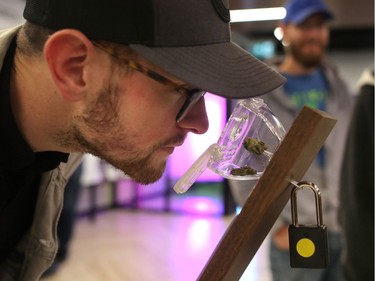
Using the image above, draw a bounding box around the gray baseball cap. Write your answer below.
[24,0,285,98]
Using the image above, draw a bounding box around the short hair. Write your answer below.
[17,22,53,56]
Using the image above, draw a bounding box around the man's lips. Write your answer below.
[158,146,175,155]
[169,141,185,148]
[159,134,186,154]
[161,141,185,155]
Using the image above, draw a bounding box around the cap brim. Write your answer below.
[130,42,285,99]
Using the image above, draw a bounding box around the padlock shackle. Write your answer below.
[291,181,323,226]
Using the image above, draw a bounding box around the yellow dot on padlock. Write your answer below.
[296,238,315,258]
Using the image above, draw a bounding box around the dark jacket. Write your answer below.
[339,68,374,281]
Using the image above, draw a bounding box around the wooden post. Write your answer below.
[197,106,337,281]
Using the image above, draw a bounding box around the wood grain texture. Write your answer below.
[197,106,337,281]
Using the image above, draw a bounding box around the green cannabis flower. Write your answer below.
[243,137,267,155]
[230,166,257,176]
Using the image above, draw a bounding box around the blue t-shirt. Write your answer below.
[283,69,328,112]
[283,69,328,167]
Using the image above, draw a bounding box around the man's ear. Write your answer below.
[44,30,94,102]
[279,24,289,46]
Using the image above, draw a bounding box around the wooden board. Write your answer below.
[197,106,337,281]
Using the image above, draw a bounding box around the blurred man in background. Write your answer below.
[230,0,353,280]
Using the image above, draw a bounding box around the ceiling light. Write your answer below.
[230,7,286,23]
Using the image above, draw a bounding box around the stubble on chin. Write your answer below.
[289,41,326,69]
[53,120,174,184]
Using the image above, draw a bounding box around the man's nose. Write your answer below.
[177,97,209,134]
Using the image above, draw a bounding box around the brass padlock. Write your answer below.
[288,181,329,268]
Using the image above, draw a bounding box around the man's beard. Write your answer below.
[72,129,168,184]
[53,81,174,184]
[288,40,326,69]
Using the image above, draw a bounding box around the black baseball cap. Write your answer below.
[23,0,285,99]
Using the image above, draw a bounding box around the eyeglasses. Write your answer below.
[92,41,206,122]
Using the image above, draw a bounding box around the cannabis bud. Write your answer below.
[230,166,257,176]
[243,137,267,155]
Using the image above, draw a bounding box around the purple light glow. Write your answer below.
[171,196,223,215]
[187,219,212,253]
